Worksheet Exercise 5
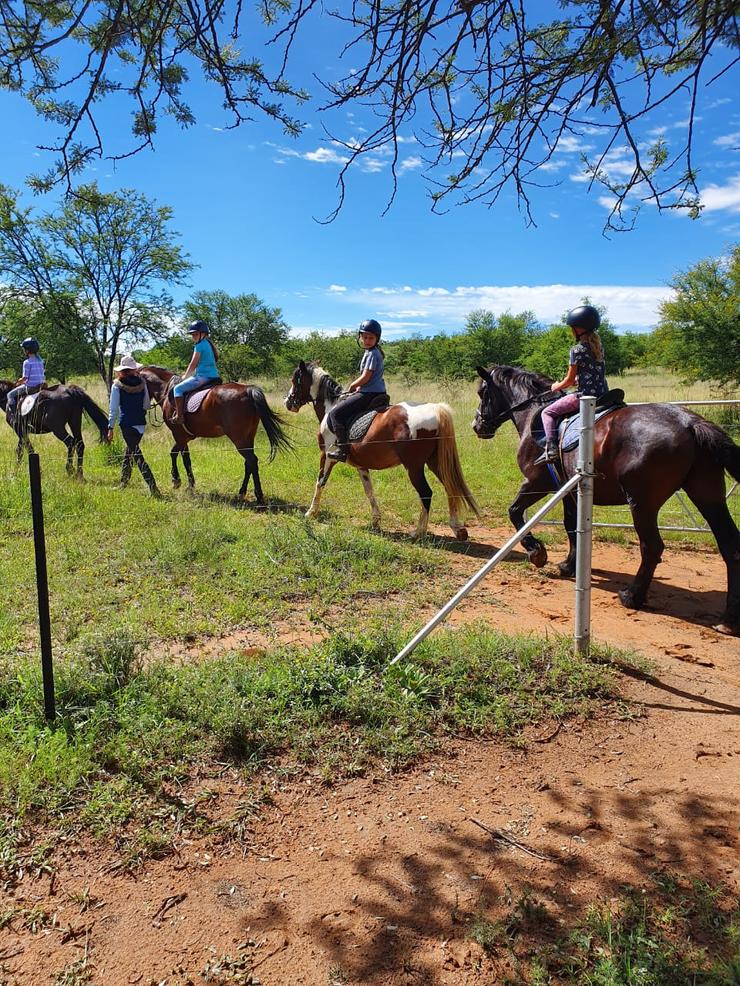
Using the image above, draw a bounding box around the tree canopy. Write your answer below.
[1,2,737,227]
[0,182,193,388]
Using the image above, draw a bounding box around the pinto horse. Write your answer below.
[284,361,480,538]
[0,380,108,477]
[473,364,740,634]
[141,366,291,501]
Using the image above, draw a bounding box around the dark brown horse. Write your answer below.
[141,366,291,501]
[473,365,740,634]
[0,380,109,477]
[284,361,480,538]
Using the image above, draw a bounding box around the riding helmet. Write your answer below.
[358,318,382,341]
[21,337,40,353]
[566,305,600,334]
[188,320,210,336]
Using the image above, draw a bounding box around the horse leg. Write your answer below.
[250,453,264,504]
[52,429,76,475]
[306,452,335,519]
[170,445,182,488]
[619,502,664,610]
[509,480,549,567]
[558,494,579,577]
[406,464,433,539]
[238,448,264,504]
[682,476,740,633]
[427,456,467,541]
[357,468,381,529]
[182,446,195,489]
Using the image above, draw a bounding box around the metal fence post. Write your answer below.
[28,453,55,722]
[574,396,596,656]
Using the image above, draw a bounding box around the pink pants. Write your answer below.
[541,393,580,440]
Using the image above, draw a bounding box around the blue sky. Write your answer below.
[2,7,739,338]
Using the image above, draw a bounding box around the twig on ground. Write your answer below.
[469,817,560,863]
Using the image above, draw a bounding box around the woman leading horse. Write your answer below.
[473,361,740,635]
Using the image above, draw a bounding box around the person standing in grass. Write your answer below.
[107,355,161,497]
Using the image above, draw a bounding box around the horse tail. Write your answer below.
[435,404,481,517]
[70,386,109,441]
[246,386,293,462]
[691,416,740,482]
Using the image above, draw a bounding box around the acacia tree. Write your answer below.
[654,245,740,386]
[1,2,737,228]
[0,183,193,389]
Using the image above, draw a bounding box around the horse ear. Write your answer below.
[298,360,307,372]
[476,366,491,381]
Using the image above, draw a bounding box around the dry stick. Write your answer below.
[469,817,560,863]
[151,892,187,922]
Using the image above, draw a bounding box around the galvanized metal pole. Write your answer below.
[28,453,55,722]
[574,396,595,657]
[389,472,581,666]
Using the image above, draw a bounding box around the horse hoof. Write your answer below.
[172,480,181,490]
[713,622,739,636]
[558,560,576,578]
[618,587,643,610]
[454,527,469,541]
[528,545,548,568]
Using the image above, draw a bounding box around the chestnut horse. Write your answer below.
[0,379,108,477]
[284,361,480,538]
[141,366,291,502]
[473,364,740,634]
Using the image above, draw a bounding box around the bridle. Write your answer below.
[481,383,560,429]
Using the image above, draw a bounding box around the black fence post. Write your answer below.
[28,452,55,722]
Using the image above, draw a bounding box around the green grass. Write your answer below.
[466,875,739,984]
[0,623,618,881]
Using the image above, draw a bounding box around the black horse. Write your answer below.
[0,380,109,478]
[473,365,740,635]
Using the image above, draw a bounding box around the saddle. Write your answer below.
[344,393,391,442]
[167,377,223,414]
[17,384,46,419]
[532,389,626,452]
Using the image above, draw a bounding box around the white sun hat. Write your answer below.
[114,354,143,373]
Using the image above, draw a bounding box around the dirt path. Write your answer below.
[3,533,739,985]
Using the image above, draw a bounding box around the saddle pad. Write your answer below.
[348,409,381,442]
[20,393,39,416]
[185,389,211,414]
[532,402,624,451]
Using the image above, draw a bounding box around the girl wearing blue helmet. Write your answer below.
[6,338,46,424]
[171,321,221,425]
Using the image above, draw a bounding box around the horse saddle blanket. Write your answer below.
[532,389,626,452]
[185,387,213,414]
[20,392,41,417]
[346,395,391,442]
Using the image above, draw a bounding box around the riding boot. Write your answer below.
[118,459,133,489]
[327,424,349,461]
[171,396,186,424]
[535,439,559,465]
[138,459,161,498]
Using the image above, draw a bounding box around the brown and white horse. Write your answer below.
[284,361,480,539]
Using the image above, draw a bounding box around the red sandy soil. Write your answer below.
[2,530,739,985]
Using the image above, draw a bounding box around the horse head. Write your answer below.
[140,366,173,405]
[284,361,325,412]
[473,365,552,439]
[0,381,12,410]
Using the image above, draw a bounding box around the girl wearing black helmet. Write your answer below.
[327,319,387,461]
[538,305,609,464]
[171,320,220,425]
[6,338,46,424]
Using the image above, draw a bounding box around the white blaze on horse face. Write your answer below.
[399,402,440,440]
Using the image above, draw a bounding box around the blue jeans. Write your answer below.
[173,375,214,397]
[6,384,28,416]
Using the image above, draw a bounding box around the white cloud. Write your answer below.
[700,173,740,213]
[707,97,732,110]
[303,146,351,165]
[556,134,594,154]
[714,132,740,148]
[399,155,423,173]
[322,283,672,330]
[549,211,560,219]
[328,284,347,293]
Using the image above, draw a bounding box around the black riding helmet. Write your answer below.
[21,337,40,353]
[566,305,600,335]
[357,318,382,343]
[188,320,210,336]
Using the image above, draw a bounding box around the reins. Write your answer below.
[492,389,560,425]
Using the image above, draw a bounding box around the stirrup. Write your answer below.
[328,446,348,462]
[535,444,559,465]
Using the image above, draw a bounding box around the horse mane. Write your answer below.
[305,362,342,400]
[490,365,553,402]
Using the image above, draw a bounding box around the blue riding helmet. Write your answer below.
[357,318,382,341]
[188,320,210,335]
[21,337,40,353]
[566,306,600,334]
